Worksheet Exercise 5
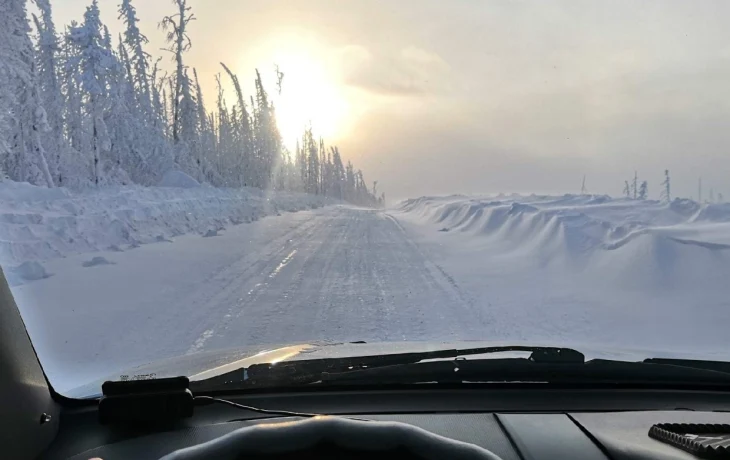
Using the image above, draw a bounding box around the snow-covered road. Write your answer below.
[14,206,489,391]
[12,197,730,394]
[195,207,490,352]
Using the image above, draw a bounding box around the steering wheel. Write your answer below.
[159,416,503,459]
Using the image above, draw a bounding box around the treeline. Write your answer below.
[621,170,724,204]
[0,0,382,207]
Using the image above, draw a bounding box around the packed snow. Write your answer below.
[2,183,730,393]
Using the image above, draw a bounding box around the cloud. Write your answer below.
[335,45,451,96]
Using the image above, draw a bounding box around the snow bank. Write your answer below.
[82,256,115,268]
[392,194,730,358]
[5,261,52,285]
[396,194,730,287]
[0,180,333,266]
[158,170,200,188]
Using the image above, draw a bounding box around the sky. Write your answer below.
[50,0,730,200]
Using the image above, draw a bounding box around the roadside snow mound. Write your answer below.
[202,229,220,238]
[82,256,115,268]
[0,180,71,201]
[396,194,730,285]
[0,180,334,265]
[5,261,51,285]
[158,170,200,188]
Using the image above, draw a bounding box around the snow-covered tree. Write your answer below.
[331,146,345,199]
[303,127,319,194]
[1,0,54,187]
[252,69,280,189]
[220,62,252,186]
[0,0,20,164]
[632,171,638,200]
[660,170,671,203]
[31,0,65,185]
[66,0,118,185]
[638,180,648,200]
[118,0,152,115]
[623,181,631,198]
[160,0,194,143]
[0,0,381,202]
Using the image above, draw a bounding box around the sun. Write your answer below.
[243,33,350,150]
[274,53,349,148]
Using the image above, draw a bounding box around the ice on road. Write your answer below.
[15,206,488,391]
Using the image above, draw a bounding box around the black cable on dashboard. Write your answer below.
[194,396,371,422]
[194,395,320,418]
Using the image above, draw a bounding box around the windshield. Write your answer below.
[2,0,729,397]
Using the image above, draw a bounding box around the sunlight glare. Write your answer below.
[244,33,350,150]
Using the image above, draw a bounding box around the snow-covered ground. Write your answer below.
[393,194,730,357]
[0,175,333,271]
[2,183,730,393]
[10,203,492,393]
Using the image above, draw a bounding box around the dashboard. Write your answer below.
[41,387,730,460]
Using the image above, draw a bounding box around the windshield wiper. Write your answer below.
[317,358,730,388]
[192,346,730,391]
[642,357,730,374]
[192,345,585,390]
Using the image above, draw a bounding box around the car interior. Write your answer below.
[3,274,730,460]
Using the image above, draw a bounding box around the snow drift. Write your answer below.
[0,180,333,270]
[396,195,730,288]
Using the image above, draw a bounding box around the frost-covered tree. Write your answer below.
[345,161,355,201]
[118,0,152,115]
[0,0,21,165]
[213,73,231,181]
[0,0,382,201]
[220,62,253,186]
[160,0,194,144]
[632,171,638,200]
[303,127,319,194]
[623,180,631,198]
[252,69,280,189]
[638,180,648,200]
[192,67,218,183]
[160,0,203,180]
[1,0,54,187]
[32,0,65,185]
[66,0,117,185]
[331,146,345,199]
[660,169,671,203]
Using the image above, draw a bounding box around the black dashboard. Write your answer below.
[41,387,730,459]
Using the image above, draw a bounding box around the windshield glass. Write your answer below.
[2,0,729,397]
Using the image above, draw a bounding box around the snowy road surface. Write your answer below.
[14,206,490,391]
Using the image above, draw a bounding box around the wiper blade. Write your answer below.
[643,357,730,374]
[192,345,584,390]
[319,358,730,388]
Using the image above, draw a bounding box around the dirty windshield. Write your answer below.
[1,0,729,396]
